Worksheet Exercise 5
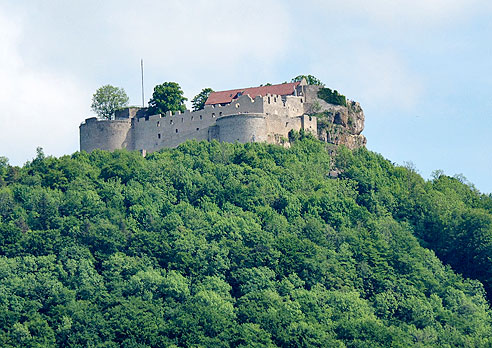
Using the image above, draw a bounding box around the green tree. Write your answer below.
[291,75,324,86]
[0,156,8,186]
[91,85,129,119]
[148,82,187,116]
[192,88,214,111]
[317,88,347,106]
[2,138,492,347]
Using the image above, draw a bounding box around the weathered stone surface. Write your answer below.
[80,81,366,153]
[311,99,366,150]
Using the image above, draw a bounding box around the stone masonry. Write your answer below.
[80,81,364,153]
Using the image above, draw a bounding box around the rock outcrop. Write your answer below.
[314,100,366,149]
[300,84,366,150]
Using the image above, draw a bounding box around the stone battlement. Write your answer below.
[80,81,365,153]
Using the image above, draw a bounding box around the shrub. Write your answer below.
[317,88,347,107]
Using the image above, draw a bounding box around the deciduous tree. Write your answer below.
[148,82,187,115]
[91,85,129,119]
[192,88,214,111]
[291,74,324,86]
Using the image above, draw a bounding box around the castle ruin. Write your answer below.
[80,80,366,153]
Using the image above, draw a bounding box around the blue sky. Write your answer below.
[0,0,491,193]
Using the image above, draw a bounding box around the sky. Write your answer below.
[0,0,491,193]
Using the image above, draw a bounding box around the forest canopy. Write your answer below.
[0,138,492,347]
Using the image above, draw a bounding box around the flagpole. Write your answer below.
[141,59,145,108]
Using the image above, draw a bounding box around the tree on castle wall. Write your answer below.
[192,88,214,111]
[148,82,187,116]
[91,85,129,119]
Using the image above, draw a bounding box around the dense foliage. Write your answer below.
[317,88,347,107]
[0,139,492,347]
[291,75,325,86]
[91,85,129,119]
[147,82,187,116]
[192,88,214,111]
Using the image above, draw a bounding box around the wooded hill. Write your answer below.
[0,136,492,347]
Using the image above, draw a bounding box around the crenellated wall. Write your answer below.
[80,86,362,154]
[131,93,271,151]
[262,94,305,117]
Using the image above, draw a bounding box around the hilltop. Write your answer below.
[81,79,366,154]
[0,138,492,347]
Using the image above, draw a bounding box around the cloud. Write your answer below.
[312,0,486,27]
[0,0,293,165]
[0,8,89,165]
[107,0,291,80]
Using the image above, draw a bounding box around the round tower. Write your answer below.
[216,114,268,143]
[79,117,133,152]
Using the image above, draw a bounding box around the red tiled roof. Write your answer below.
[205,81,300,105]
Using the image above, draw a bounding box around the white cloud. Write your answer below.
[312,0,485,27]
[108,0,290,76]
[0,0,293,166]
[0,8,89,165]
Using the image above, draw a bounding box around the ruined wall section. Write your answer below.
[80,117,134,152]
[216,112,315,146]
[301,115,317,136]
[131,94,266,152]
[115,107,147,120]
[294,84,366,149]
[80,92,318,153]
[265,114,303,144]
[133,110,213,152]
[215,94,309,145]
[262,94,305,117]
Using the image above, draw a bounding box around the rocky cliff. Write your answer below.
[300,85,366,149]
[314,100,366,149]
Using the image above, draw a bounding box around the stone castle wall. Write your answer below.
[216,114,269,143]
[79,84,366,153]
[80,92,314,153]
[80,117,133,152]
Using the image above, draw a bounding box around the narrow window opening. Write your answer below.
[157,121,160,127]
[196,128,199,131]
[200,115,203,120]
[268,97,270,104]
[175,129,178,133]
[212,113,215,118]
[219,112,222,116]
[158,133,161,139]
